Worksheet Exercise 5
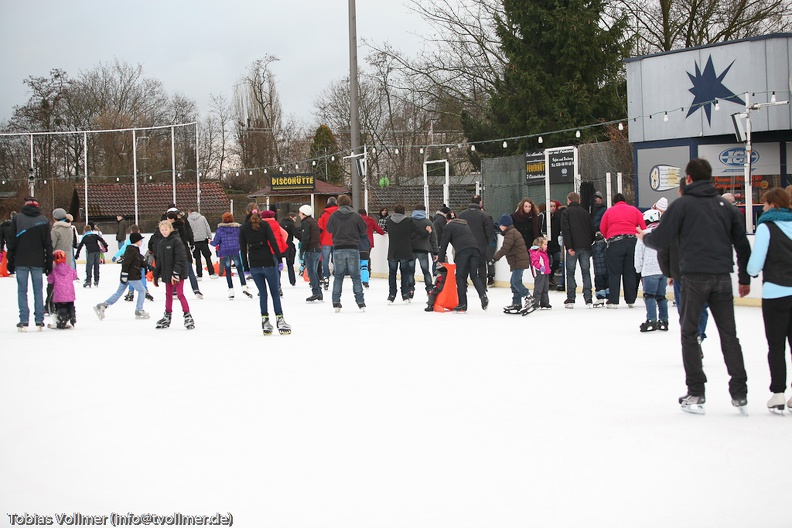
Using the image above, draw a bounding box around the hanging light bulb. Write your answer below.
[575,130,581,138]
[295,164,299,170]
[714,100,720,111]
[470,144,476,152]
[331,156,335,162]
[420,148,424,154]
[264,168,268,174]
[618,122,624,131]
[235,172,239,177]
[446,147,450,153]
[663,112,668,122]
[116,177,119,182]
[312,160,317,166]
[538,136,543,144]
[249,170,253,176]
[395,148,399,155]
[279,166,283,172]
[502,141,508,148]
[771,91,777,103]
[372,147,376,154]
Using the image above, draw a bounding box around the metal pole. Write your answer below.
[133,130,139,226]
[423,161,429,209]
[744,92,754,234]
[363,145,369,212]
[171,125,176,205]
[348,0,361,209]
[196,122,201,213]
[83,132,89,226]
[617,172,623,194]
[29,134,34,197]
[605,172,612,208]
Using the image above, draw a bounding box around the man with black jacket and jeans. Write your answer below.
[639,158,751,414]
[560,192,594,308]
[458,196,494,291]
[7,197,52,331]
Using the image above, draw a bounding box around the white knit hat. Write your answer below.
[299,205,313,216]
[653,197,668,212]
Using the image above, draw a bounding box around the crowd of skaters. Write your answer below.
[3,159,792,414]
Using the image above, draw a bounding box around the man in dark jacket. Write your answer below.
[438,216,488,312]
[431,206,450,274]
[280,212,299,287]
[458,195,494,290]
[7,197,52,330]
[639,157,751,414]
[115,215,130,250]
[325,194,367,310]
[386,204,430,302]
[299,205,323,302]
[560,192,595,307]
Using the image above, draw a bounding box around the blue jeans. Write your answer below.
[388,258,412,298]
[250,266,282,316]
[321,245,333,281]
[412,252,433,292]
[303,250,321,296]
[673,279,709,340]
[85,252,101,284]
[332,248,364,305]
[510,268,531,305]
[641,274,668,322]
[16,266,44,325]
[565,248,592,303]
[107,280,146,311]
[221,254,247,289]
[679,273,746,398]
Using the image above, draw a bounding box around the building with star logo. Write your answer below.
[627,33,792,224]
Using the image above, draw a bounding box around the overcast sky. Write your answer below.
[0,0,431,126]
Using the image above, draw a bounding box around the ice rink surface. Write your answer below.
[1,265,789,527]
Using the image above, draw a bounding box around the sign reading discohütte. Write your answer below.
[271,173,316,192]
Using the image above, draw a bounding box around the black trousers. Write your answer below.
[680,273,747,398]
[193,240,215,277]
[606,237,638,304]
[761,295,792,393]
[455,248,486,307]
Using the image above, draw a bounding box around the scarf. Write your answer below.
[757,207,792,225]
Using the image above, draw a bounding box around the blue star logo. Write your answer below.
[686,56,745,124]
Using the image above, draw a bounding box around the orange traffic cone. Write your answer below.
[0,251,9,277]
[434,262,458,312]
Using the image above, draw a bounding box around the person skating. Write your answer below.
[211,212,251,300]
[94,233,150,321]
[46,250,77,329]
[492,213,535,315]
[437,213,488,313]
[152,220,194,330]
[634,209,668,332]
[325,194,367,312]
[298,205,323,303]
[75,224,110,288]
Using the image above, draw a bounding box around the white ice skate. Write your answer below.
[767,393,786,414]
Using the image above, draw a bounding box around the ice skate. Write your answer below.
[194,290,204,299]
[145,292,155,301]
[16,323,28,332]
[83,280,91,288]
[183,312,195,330]
[402,295,412,303]
[731,396,748,415]
[322,278,329,291]
[47,322,72,329]
[520,295,537,315]
[679,394,706,415]
[658,320,669,331]
[124,291,134,302]
[333,302,342,312]
[155,312,172,329]
[639,320,658,332]
[278,286,284,297]
[357,303,366,312]
[387,295,396,304]
[767,393,786,414]
[503,303,521,314]
[306,294,323,303]
[242,285,253,298]
[262,316,274,335]
[276,315,291,335]
[135,310,150,319]
[94,302,108,320]
[228,288,235,300]
[593,297,605,308]
[564,299,575,309]
[35,322,45,331]
[452,304,467,313]
[480,294,489,311]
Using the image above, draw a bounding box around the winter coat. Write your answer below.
[548,212,562,253]
[47,262,78,303]
[280,216,299,251]
[493,226,530,271]
[642,179,751,284]
[299,216,321,256]
[386,213,428,260]
[410,210,438,254]
[438,218,480,262]
[172,217,194,262]
[116,217,130,242]
[239,218,281,270]
[634,224,663,276]
[600,201,646,239]
[529,245,551,275]
[51,220,75,267]
[211,222,242,258]
[591,203,607,233]
[431,213,447,248]
[0,219,12,252]
[747,207,792,298]
[512,209,540,249]
[154,231,188,282]
[458,203,494,253]
[560,202,594,251]
[361,214,385,249]
[326,206,367,250]
[187,211,212,242]
[7,203,52,272]
[121,244,145,281]
[317,205,339,246]
[76,231,110,257]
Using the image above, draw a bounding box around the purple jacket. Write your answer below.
[47,262,78,302]
[211,222,242,257]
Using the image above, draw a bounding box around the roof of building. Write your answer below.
[247,179,349,198]
[74,182,229,219]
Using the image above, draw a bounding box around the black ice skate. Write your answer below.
[306,294,324,303]
[503,303,521,314]
[124,291,134,302]
[183,312,195,330]
[731,396,748,416]
[679,394,706,415]
[520,295,537,316]
[155,312,172,329]
[640,320,658,332]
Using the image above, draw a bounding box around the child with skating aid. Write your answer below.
[529,236,552,309]
[93,233,150,321]
[492,214,536,315]
[634,209,668,332]
[46,250,78,329]
[424,262,449,312]
[152,220,194,329]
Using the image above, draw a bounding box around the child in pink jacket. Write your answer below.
[529,237,552,309]
[47,250,78,328]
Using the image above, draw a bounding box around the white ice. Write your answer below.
[0,255,789,527]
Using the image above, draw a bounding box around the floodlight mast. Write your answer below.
[735,92,790,233]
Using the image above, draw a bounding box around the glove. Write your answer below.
[278,262,284,271]
[120,272,128,284]
[112,256,117,262]
[171,277,180,285]
[540,266,546,274]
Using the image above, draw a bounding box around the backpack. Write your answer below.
[264,218,289,255]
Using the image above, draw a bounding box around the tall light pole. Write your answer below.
[349,0,362,209]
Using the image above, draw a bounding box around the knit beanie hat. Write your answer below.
[299,205,313,216]
[129,232,143,244]
[653,197,668,212]
[498,213,514,227]
[53,208,67,220]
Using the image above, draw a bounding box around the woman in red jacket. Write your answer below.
[599,193,646,308]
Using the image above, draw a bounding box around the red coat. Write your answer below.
[317,205,338,246]
[600,201,646,239]
[361,214,385,248]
